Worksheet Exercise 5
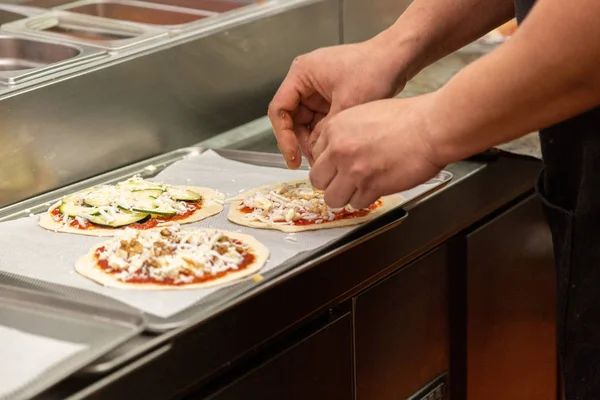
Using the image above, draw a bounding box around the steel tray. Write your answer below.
[56,0,217,33]
[2,11,169,52]
[0,145,451,332]
[0,284,145,400]
[0,32,106,85]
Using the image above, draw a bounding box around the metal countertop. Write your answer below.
[38,144,543,399]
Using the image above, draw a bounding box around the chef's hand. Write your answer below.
[309,95,444,209]
[268,40,408,168]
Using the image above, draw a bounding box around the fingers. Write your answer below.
[309,112,326,131]
[268,61,314,169]
[269,98,302,169]
[269,55,332,169]
[310,122,329,162]
[310,145,372,209]
[309,147,336,190]
[296,124,312,162]
[304,92,331,115]
[293,104,314,125]
[307,115,379,210]
[324,174,358,209]
[348,187,380,210]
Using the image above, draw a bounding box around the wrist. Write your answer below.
[367,28,427,91]
[419,88,470,167]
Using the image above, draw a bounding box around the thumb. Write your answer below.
[307,94,347,163]
[308,115,332,162]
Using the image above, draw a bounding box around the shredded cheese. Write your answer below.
[97,224,252,284]
[52,177,203,225]
[238,181,373,225]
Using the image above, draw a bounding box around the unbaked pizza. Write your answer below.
[75,223,269,289]
[39,177,223,236]
[228,179,404,232]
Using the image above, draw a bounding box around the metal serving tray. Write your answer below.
[0,284,145,400]
[0,144,451,336]
[0,32,106,85]
[3,11,169,51]
[56,0,218,33]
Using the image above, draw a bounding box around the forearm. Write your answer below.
[426,0,600,165]
[371,0,515,81]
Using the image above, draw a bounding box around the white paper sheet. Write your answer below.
[0,325,87,399]
[0,150,445,318]
[495,132,542,160]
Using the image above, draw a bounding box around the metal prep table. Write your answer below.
[0,121,552,400]
[0,0,557,398]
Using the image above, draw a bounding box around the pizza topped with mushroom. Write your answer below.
[228,179,404,232]
[75,223,269,289]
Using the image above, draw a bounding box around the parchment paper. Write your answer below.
[495,132,542,160]
[0,325,87,399]
[0,150,443,318]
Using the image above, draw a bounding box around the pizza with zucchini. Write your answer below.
[228,179,404,232]
[75,224,269,289]
[39,177,223,236]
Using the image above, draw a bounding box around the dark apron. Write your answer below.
[515,1,600,398]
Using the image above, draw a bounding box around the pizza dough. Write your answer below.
[75,225,269,290]
[39,182,223,237]
[228,179,405,233]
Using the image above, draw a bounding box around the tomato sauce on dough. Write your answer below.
[240,199,383,225]
[94,243,256,286]
[52,201,203,230]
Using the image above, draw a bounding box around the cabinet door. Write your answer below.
[355,245,450,400]
[467,195,556,399]
[205,312,353,400]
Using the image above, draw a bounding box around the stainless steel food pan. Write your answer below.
[0,32,106,85]
[2,10,169,51]
[56,0,217,32]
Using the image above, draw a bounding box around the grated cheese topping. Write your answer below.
[237,181,375,225]
[53,177,202,226]
[96,224,252,284]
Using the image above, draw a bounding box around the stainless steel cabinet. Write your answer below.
[204,312,354,400]
[354,245,450,400]
[466,195,556,400]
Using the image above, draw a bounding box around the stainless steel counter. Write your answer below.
[28,116,545,398]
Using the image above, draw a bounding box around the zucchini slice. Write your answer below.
[117,180,164,192]
[86,212,149,227]
[132,189,163,200]
[167,188,201,201]
[131,206,177,217]
[84,196,113,207]
[58,202,99,217]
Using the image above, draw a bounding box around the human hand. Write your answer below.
[309,94,444,209]
[268,39,409,169]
